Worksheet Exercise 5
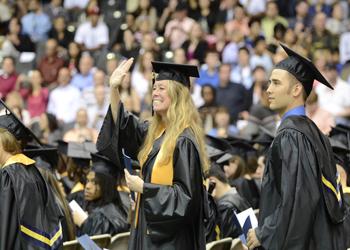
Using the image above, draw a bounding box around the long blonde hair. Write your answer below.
[138,80,209,173]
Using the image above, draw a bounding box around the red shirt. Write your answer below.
[38,56,65,84]
[26,88,49,118]
[0,73,18,99]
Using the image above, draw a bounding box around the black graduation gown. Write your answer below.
[256,116,347,250]
[96,103,207,250]
[231,177,260,209]
[0,155,63,250]
[343,192,350,248]
[216,187,251,239]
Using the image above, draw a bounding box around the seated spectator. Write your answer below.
[82,69,108,107]
[64,108,98,143]
[196,50,220,87]
[131,50,154,100]
[225,4,250,37]
[188,0,217,33]
[0,56,18,100]
[208,165,250,239]
[118,72,141,115]
[208,107,238,138]
[2,17,35,58]
[43,0,69,21]
[261,0,288,43]
[198,84,218,133]
[222,29,245,65]
[288,1,312,30]
[164,2,195,50]
[230,47,253,90]
[5,91,31,126]
[217,64,247,122]
[219,153,246,186]
[21,0,52,43]
[87,85,109,131]
[71,154,129,236]
[74,6,109,52]
[47,67,83,124]
[134,16,158,44]
[182,22,208,64]
[208,24,227,56]
[31,112,62,145]
[116,29,140,61]
[71,53,95,91]
[139,32,160,55]
[172,48,187,64]
[20,70,49,118]
[134,0,157,31]
[326,1,350,36]
[250,37,273,73]
[67,41,82,74]
[49,16,74,49]
[245,17,264,48]
[38,38,65,87]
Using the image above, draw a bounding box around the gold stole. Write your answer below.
[134,128,174,227]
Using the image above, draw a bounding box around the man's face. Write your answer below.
[267,69,295,114]
[2,58,15,74]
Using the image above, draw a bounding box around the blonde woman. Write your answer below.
[97,58,209,249]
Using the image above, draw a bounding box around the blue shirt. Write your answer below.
[196,68,220,88]
[282,105,306,121]
[71,72,94,91]
[21,12,51,42]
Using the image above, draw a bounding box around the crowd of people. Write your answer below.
[1,0,350,249]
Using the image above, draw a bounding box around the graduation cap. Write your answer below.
[275,43,333,97]
[23,144,59,170]
[205,135,232,161]
[57,140,97,167]
[91,153,119,178]
[0,99,41,145]
[217,139,257,165]
[151,61,199,88]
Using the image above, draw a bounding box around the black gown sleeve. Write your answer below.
[96,102,148,167]
[255,131,320,249]
[217,201,242,239]
[0,171,18,249]
[142,136,203,239]
[80,212,113,236]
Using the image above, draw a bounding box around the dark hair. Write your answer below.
[253,36,266,48]
[208,164,228,184]
[46,113,59,132]
[2,56,16,65]
[201,84,216,98]
[228,155,246,180]
[248,16,261,27]
[93,172,126,215]
[239,46,250,54]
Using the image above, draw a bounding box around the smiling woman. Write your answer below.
[96,58,210,250]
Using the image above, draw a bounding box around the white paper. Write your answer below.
[69,200,88,221]
[19,52,36,63]
[236,207,258,229]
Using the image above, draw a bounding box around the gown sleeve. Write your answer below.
[217,201,243,239]
[0,171,18,250]
[80,211,113,236]
[96,102,148,166]
[255,130,320,250]
[142,136,203,238]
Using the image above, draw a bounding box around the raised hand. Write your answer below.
[109,58,134,89]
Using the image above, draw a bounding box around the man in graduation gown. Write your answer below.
[0,100,63,250]
[247,44,347,250]
[97,59,208,249]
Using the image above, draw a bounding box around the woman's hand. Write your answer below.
[109,58,134,89]
[124,169,144,194]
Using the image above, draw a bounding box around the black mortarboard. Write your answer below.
[275,43,333,97]
[216,139,257,165]
[151,61,199,88]
[57,140,97,167]
[91,153,119,178]
[205,135,232,161]
[23,144,59,170]
[0,99,41,145]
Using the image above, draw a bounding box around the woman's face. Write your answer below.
[84,171,101,201]
[202,86,214,103]
[152,80,171,116]
[68,42,80,58]
[223,159,238,178]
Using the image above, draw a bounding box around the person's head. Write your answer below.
[213,23,226,41]
[94,85,106,105]
[28,0,40,12]
[87,6,100,27]
[139,50,154,72]
[174,2,188,21]
[1,56,16,75]
[248,17,261,38]
[214,107,231,128]
[0,128,21,165]
[139,0,150,10]
[273,23,287,41]
[45,39,58,57]
[39,112,58,132]
[295,1,309,18]
[208,165,230,199]
[137,16,152,34]
[78,54,94,75]
[53,16,66,33]
[8,17,21,34]
[93,69,105,86]
[50,0,62,7]
[238,47,250,66]
[199,0,210,9]
[313,12,327,33]
[253,66,267,83]
[223,155,245,180]
[5,91,24,118]
[267,68,306,116]
[75,108,89,128]
[283,28,297,45]
[219,63,231,86]
[266,0,279,19]
[106,55,118,76]
[205,50,219,70]
[173,48,186,64]
[234,3,245,21]
[190,22,204,41]
[29,70,43,89]
[57,67,71,86]
[68,42,81,59]
[324,63,338,86]
[252,155,265,179]
[253,36,267,55]
[123,29,135,46]
[141,32,155,52]
[332,2,344,20]
[201,84,216,105]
